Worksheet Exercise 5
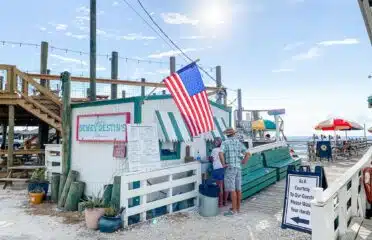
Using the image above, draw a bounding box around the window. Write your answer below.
[159,141,181,160]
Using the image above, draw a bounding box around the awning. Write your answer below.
[155,111,192,143]
[203,117,228,141]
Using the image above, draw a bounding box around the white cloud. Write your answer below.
[39,27,47,31]
[148,48,200,58]
[150,12,155,16]
[272,68,295,73]
[180,36,206,40]
[76,16,89,21]
[50,54,87,65]
[76,6,90,14]
[65,32,88,40]
[317,38,360,46]
[113,1,119,6]
[56,24,68,31]
[161,13,199,25]
[283,42,304,51]
[97,29,107,36]
[292,47,321,61]
[117,33,156,40]
[157,69,170,74]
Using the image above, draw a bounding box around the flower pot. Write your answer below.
[99,215,122,233]
[29,192,44,204]
[85,208,105,230]
[28,181,49,200]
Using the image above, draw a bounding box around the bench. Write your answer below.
[262,147,301,181]
[0,165,44,189]
[241,152,277,199]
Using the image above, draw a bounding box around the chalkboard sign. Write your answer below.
[281,169,322,234]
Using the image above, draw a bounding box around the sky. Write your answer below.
[1,0,372,136]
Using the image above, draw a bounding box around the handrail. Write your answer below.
[313,146,372,205]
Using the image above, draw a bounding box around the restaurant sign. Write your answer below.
[76,112,130,142]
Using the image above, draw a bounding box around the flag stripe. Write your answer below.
[172,74,204,134]
[164,74,197,136]
[195,93,209,131]
[201,91,214,130]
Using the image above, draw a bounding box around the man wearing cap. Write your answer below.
[219,128,250,215]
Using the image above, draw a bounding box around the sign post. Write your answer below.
[281,168,322,234]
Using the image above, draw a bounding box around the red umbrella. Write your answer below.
[314,118,363,131]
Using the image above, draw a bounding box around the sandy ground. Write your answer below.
[0,182,310,240]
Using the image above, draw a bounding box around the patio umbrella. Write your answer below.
[251,119,276,131]
[314,118,362,131]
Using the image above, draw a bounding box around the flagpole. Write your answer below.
[141,59,200,104]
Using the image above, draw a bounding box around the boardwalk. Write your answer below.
[0,151,368,240]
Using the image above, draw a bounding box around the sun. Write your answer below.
[204,4,225,26]
[197,0,230,28]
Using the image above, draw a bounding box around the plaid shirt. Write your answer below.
[221,137,248,168]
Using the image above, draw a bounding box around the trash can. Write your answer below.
[199,183,219,217]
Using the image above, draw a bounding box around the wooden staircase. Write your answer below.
[0,65,62,132]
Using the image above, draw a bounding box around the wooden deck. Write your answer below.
[235,150,369,239]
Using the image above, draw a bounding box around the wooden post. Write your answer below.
[170,56,176,74]
[216,66,222,104]
[86,88,90,99]
[0,76,3,90]
[58,174,66,201]
[237,89,242,127]
[121,90,126,98]
[111,176,121,210]
[39,41,49,151]
[7,105,14,169]
[141,78,146,97]
[40,41,48,86]
[58,170,78,208]
[111,51,118,99]
[61,71,71,175]
[46,69,51,89]
[65,181,85,211]
[51,174,60,203]
[90,0,97,101]
[103,184,113,206]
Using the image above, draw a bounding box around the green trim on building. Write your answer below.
[133,97,143,124]
[229,110,232,127]
[159,142,181,160]
[221,117,228,129]
[213,116,225,141]
[71,97,137,109]
[209,100,232,112]
[155,111,170,142]
[168,112,184,142]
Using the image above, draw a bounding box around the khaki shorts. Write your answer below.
[224,166,241,191]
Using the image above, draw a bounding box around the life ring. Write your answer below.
[362,167,372,204]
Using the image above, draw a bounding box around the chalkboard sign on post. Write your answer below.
[281,168,323,234]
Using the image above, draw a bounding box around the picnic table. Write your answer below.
[0,165,45,189]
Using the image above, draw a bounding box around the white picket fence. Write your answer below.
[311,146,372,240]
[120,161,201,227]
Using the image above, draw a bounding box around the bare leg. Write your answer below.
[236,191,242,213]
[231,191,237,212]
[217,180,224,207]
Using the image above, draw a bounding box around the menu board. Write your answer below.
[126,124,160,172]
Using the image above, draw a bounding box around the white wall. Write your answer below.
[71,102,135,196]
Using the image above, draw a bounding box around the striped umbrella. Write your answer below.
[314,118,363,131]
[251,119,276,131]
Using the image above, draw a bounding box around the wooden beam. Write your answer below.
[7,105,14,169]
[27,73,222,91]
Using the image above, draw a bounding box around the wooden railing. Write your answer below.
[311,146,372,239]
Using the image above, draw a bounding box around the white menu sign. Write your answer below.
[127,124,160,172]
[282,173,320,234]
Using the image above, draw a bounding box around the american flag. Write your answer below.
[163,62,214,137]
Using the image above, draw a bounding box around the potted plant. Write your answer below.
[82,195,106,230]
[99,206,123,233]
[28,168,49,196]
[29,186,44,204]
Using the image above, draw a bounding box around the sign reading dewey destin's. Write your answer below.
[77,112,130,142]
[281,170,321,234]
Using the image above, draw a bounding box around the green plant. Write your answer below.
[82,194,105,209]
[30,186,44,194]
[104,206,118,217]
[30,168,46,181]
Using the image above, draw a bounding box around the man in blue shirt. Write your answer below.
[219,128,251,215]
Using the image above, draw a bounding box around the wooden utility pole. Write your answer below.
[61,71,71,175]
[237,89,242,127]
[90,0,97,101]
[216,66,222,104]
[111,51,118,99]
[170,56,176,74]
[39,41,49,151]
[141,78,146,97]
